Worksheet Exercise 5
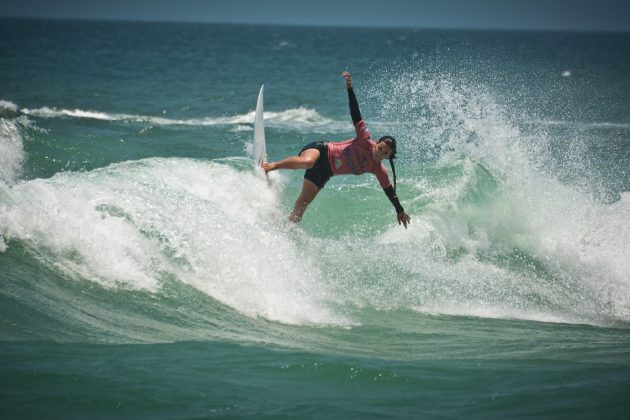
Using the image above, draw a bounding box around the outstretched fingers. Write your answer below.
[397,212,411,229]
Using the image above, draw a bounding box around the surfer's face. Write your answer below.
[373,141,393,161]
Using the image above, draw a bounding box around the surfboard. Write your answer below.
[253,85,267,169]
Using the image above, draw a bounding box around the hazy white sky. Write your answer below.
[1,0,629,32]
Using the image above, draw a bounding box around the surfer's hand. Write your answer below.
[341,71,353,89]
[397,211,410,229]
[262,162,276,173]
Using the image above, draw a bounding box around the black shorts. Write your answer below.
[299,142,333,189]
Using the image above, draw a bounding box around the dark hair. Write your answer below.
[378,135,398,192]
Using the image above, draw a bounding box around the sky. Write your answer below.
[1,0,629,32]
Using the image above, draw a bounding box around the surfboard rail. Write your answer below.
[253,85,267,168]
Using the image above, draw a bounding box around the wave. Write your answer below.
[14,100,341,132]
[0,118,25,185]
[1,155,628,343]
[524,119,630,130]
[368,70,630,324]
[0,157,345,330]
[0,99,19,114]
[1,74,629,346]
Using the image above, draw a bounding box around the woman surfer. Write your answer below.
[263,71,411,228]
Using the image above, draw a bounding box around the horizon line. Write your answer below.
[1,15,629,35]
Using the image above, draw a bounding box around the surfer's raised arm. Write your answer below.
[342,71,362,125]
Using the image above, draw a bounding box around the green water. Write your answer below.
[2,18,630,417]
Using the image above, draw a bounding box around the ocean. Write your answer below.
[1,18,629,418]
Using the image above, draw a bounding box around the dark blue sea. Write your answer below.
[1,18,630,418]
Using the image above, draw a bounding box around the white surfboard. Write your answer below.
[253,85,267,168]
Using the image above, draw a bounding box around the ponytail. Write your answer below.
[378,135,398,193]
[389,157,397,193]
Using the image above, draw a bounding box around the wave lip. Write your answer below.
[0,99,19,114]
[0,119,25,185]
[20,106,120,121]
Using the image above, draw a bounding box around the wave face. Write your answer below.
[2,72,629,349]
[1,157,349,340]
[1,22,629,354]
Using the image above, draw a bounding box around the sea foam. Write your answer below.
[361,70,630,326]
[0,157,346,326]
[0,119,25,185]
[0,100,19,113]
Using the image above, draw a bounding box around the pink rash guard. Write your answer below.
[326,120,392,189]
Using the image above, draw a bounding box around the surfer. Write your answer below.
[263,71,411,228]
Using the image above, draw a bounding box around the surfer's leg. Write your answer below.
[290,179,320,223]
[269,148,320,171]
[297,148,320,168]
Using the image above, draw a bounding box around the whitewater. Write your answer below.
[1,19,629,418]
